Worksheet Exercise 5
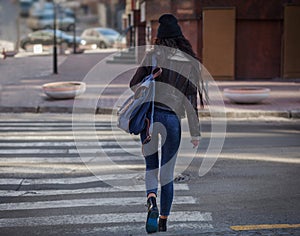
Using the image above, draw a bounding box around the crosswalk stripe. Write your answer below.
[70,148,140,154]
[77,223,214,234]
[0,149,69,154]
[0,164,146,174]
[0,196,196,211]
[0,211,212,227]
[0,156,141,163]
[0,131,127,136]
[0,148,141,155]
[0,135,133,140]
[0,184,190,197]
[0,173,140,185]
[0,141,136,147]
[0,133,209,140]
[0,120,212,233]
[0,122,112,126]
[0,127,113,131]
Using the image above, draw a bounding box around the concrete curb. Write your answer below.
[222,111,291,119]
[199,110,299,119]
[290,110,300,119]
[0,105,299,119]
[0,106,38,113]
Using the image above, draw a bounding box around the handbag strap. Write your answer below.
[148,54,158,136]
[152,67,162,79]
[151,54,157,72]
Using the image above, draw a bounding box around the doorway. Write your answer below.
[283,5,300,78]
[202,8,236,80]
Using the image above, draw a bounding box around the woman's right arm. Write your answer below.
[130,66,148,91]
[129,54,152,91]
[184,69,201,146]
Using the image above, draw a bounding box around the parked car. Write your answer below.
[29,2,74,18]
[27,11,75,31]
[20,29,85,51]
[80,27,123,49]
[19,0,39,17]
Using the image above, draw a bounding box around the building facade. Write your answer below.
[126,0,300,80]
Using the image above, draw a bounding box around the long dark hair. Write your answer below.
[154,35,198,60]
[154,35,208,107]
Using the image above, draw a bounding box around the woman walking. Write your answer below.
[130,14,203,233]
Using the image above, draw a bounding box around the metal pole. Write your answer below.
[53,1,58,74]
[128,14,133,47]
[73,14,76,54]
[15,0,20,53]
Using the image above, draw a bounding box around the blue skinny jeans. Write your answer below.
[141,107,181,216]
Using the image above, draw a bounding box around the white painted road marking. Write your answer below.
[78,223,214,234]
[0,156,141,163]
[0,148,141,155]
[0,120,214,233]
[0,141,135,147]
[0,211,212,227]
[0,173,140,185]
[0,184,189,197]
[0,135,133,140]
[0,196,196,211]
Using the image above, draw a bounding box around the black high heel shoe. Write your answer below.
[146,196,159,233]
[158,217,167,232]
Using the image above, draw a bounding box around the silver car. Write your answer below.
[80,27,122,49]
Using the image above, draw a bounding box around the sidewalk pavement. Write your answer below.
[0,52,299,119]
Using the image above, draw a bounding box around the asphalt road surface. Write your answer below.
[0,113,299,236]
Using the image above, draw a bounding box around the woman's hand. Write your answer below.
[191,140,200,149]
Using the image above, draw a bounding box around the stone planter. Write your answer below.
[223,87,270,104]
[5,51,17,57]
[42,81,86,99]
